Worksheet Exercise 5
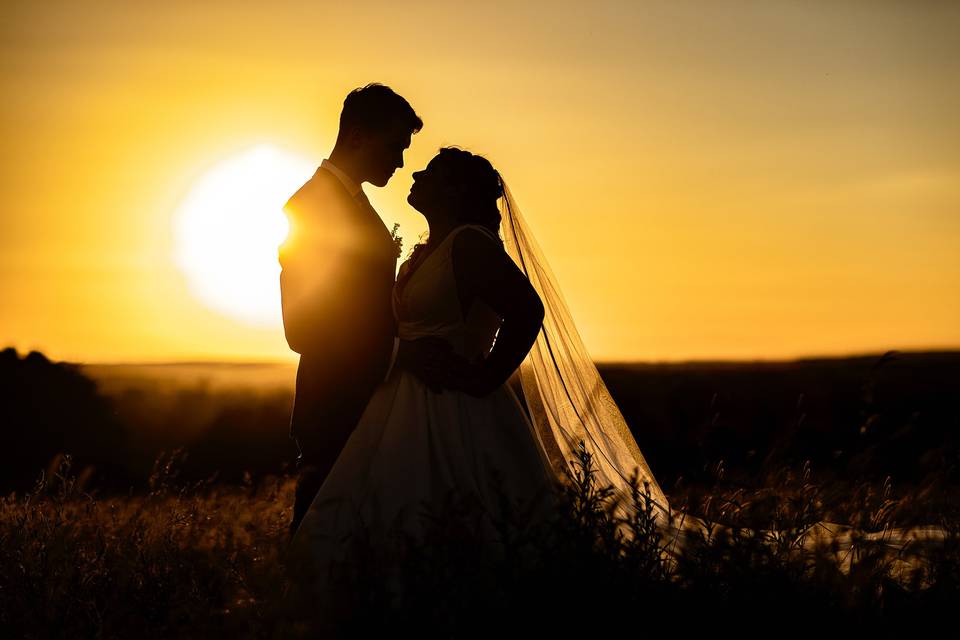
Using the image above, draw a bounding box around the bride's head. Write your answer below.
[407,147,503,236]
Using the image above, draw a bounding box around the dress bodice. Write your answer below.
[392,224,503,363]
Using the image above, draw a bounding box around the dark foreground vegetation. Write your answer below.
[2,445,957,638]
[2,347,957,636]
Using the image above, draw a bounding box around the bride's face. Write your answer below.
[407,156,455,219]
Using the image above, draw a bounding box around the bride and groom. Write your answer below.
[278,83,945,607]
[279,83,674,580]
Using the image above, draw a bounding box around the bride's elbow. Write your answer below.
[511,296,544,335]
[521,280,545,326]
[530,295,545,328]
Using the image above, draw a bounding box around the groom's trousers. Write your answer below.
[287,351,388,540]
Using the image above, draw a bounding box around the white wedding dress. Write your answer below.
[289,223,559,597]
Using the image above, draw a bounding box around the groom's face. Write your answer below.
[365,118,413,187]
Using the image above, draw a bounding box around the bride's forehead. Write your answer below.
[426,156,452,173]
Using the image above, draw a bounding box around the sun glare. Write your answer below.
[173,145,315,327]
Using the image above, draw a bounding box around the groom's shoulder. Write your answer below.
[284,167,350,217]
[286,166,337,203]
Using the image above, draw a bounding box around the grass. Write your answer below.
[2,445,957,638]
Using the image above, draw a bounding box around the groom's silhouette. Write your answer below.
[279,84,427,538]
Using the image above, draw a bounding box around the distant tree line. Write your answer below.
[1,347,957,495]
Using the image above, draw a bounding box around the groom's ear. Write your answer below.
[337,124,367,150]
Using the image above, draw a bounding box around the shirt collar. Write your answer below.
[320,158,363,198]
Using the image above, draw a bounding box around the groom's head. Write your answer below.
[332,83,422,187]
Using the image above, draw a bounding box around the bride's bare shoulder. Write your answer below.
[451,225,522,293]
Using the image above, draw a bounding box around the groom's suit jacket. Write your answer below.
[279,162,399,466]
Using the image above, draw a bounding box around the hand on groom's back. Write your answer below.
[395,337,470,393]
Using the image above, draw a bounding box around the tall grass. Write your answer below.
[2,445,956,638]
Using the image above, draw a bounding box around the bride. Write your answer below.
[286,146,945,612]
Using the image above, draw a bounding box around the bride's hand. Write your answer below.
[446,361,497,398]
[396,337,470,393]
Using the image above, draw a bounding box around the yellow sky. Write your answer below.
[1,1,958,363]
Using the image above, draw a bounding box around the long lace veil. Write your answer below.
[497,180,673,529]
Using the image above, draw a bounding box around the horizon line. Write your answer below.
[54,346,960,368]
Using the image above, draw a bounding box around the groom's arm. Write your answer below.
[278,243,309,355]
[278,187,347,356]
[279,251,337,355]
[327,239,397,381]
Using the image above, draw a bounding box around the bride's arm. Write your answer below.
[451,228,545,397]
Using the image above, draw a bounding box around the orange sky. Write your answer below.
[1,1,958,363]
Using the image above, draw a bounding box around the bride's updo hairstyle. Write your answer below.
[435,146,504,237]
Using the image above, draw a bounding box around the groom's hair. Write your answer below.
[338,83,422,137]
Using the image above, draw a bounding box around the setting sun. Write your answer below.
[173,145,315,328]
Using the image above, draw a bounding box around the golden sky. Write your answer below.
[2,1,958,363]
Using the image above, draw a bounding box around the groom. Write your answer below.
[280,83,457,538]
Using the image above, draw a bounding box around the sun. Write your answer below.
[173,145,315,327]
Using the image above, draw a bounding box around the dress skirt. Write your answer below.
[287,365,559,608]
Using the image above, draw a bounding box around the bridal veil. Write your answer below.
[497,180,672,529]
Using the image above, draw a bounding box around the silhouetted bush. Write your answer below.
[0,348,132,493]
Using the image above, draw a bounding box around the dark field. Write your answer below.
[1,348,958,636]
[4,347,956,494]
